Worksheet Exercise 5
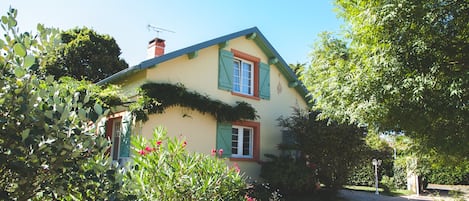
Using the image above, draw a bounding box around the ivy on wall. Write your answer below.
[131,83,258,122]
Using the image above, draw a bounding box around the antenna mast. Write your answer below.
[147,24,175,38]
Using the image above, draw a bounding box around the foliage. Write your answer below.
[380,175,396,193]
[43,27,128,82]
[123,126,247,200]
[245,181,283,201]
[346,147,394,187]
[392,158,407,189]
[306,0,469,157]
[260,154,318,195]
[0,8,130,200]
[278,108,367,189]
[426,158,469,185]
[133,82,258,122]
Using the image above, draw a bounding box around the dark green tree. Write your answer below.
[305,0,469,157]
[0,8,132,200]
[44,27,128,82]
[278,108,368,189]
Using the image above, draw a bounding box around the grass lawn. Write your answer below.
[344,185,413,197]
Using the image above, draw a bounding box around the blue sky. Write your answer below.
[2,0,343,66]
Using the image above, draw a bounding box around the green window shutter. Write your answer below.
[259,62,270,99]
[119,112,132,158]
[218,49,233,91]
[216,121,232,157]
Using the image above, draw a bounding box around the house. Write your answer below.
[97,27,309,178]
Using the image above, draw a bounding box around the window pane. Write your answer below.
[233,60,240,92]
[242,128,252,156]
[112,121,121,160]
[241,62,252,95]
[232,128,239,155]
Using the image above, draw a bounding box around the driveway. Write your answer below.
[338,190,450,201]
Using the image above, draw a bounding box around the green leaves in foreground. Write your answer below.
[124,127,246,200]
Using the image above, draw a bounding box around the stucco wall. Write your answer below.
[123,36,308,178]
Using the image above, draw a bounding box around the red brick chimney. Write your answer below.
[147,38,165,58]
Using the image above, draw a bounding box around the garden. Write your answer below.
[2,0,468,199]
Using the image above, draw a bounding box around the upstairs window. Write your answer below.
[233,58,254,96]
[218,49,270,100]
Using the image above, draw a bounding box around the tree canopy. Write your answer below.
[305,0,468,156]
[0,8,130,200]
[43,27,128,82]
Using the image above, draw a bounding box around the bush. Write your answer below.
[380,176,396,193]
[278,108,367,189]
[427,166,469,185]
[123,127,247,200]
[245,181,283,201]
[260,154,318,195]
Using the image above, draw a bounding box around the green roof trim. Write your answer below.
[97,27,311,102]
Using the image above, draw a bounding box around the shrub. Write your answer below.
[123,127,247,200]
[278,108,368,189]
[260,154,318,195]
[245,181,283,201]
[380,175,396,193]
[427,166,469,185]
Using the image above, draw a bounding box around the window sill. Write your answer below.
[229,157,260,163]
[231,92,260,101]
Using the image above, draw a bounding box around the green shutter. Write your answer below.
[216,122,232,157]
[218,49,233,91]
[259,62,270,99]
[119,112,132,158]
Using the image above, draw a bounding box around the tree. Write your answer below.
[278,108,368,189]
[305,0,469,157]
[43,27,128,82]
[0,8,131,200]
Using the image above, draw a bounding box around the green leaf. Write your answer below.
[24,55,35,68]
[1,16,7,24]
[14,67,26,77]
[13,43,26,57]
[21,129,30,141]
[94,103,102,115]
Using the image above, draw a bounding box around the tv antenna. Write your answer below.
[147,24,175,38]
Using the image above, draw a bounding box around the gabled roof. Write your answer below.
[97,27,310,102]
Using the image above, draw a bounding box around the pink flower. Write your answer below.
[218,149,224,157]
[211,148,217,156]
[182,141,187,148]
[245,195,255,201]
[145,146,153,152]
[138,150,146,156]
[156,141,162,146]
[233,162,240,173]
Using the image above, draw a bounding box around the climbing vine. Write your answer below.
[131,83,258,122]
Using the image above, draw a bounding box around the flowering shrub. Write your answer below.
[123,126,247,200]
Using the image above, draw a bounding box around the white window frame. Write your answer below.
[232,125,254,158]
[233,58,254,96]
[111,119,122,161]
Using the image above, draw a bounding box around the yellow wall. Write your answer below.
[122,36,308,178]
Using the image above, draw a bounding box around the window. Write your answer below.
[218,49,270,100]
[233,58,254,96]
[102,112,132,164]
[232,125,253,158]
[216,121,260,161]
[111,119,122,161]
